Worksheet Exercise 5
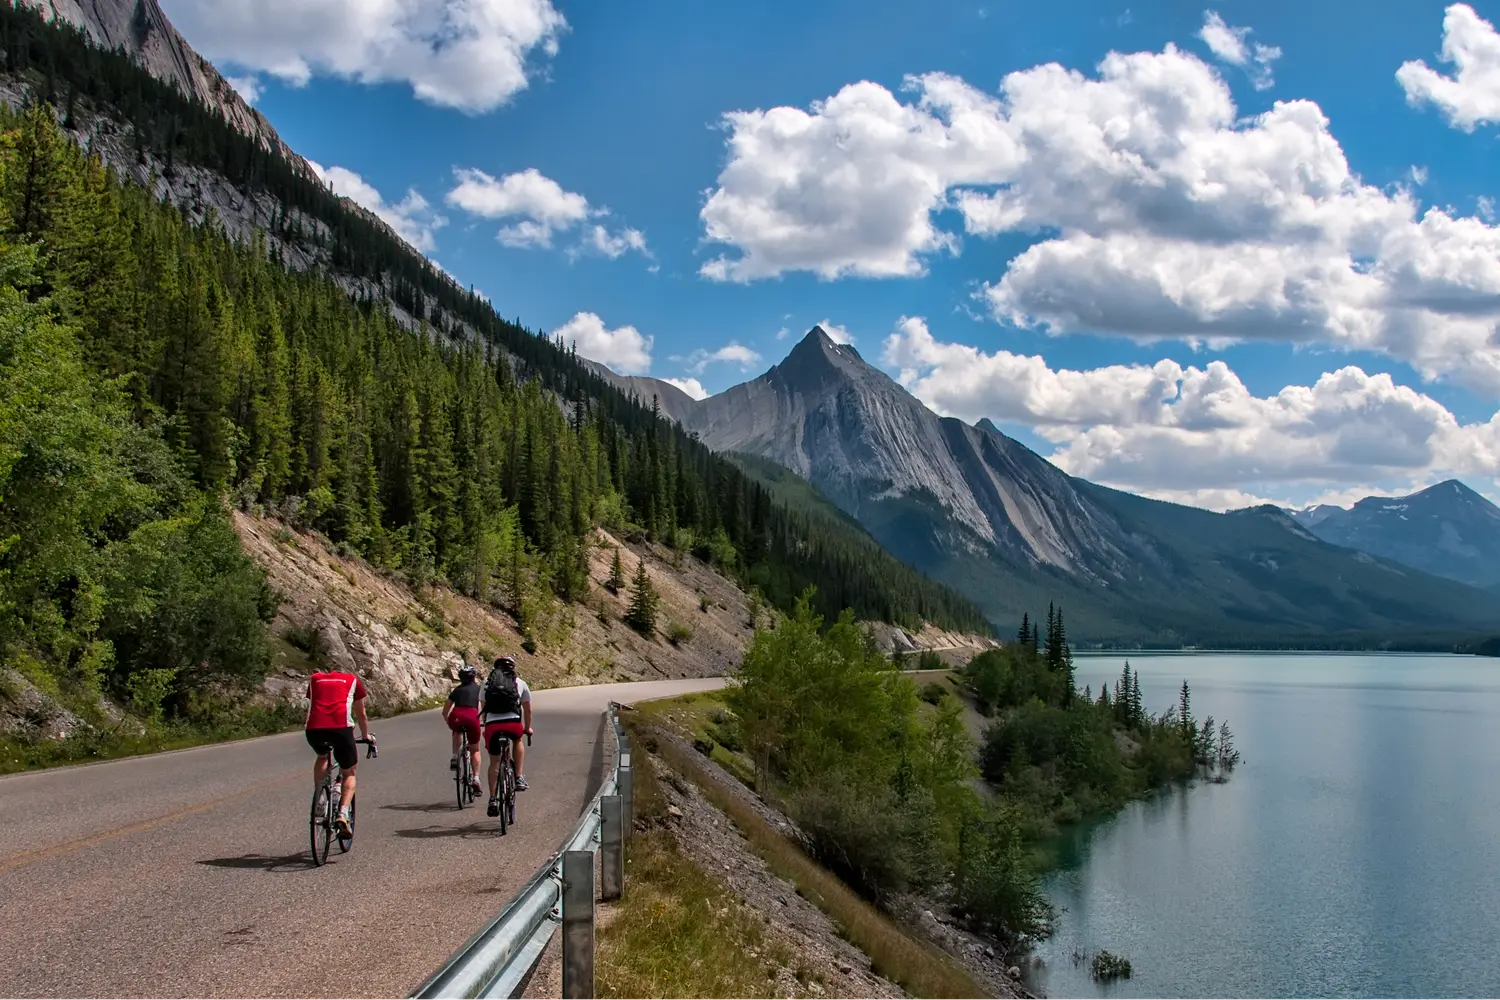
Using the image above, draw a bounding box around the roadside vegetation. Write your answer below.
[596,744,816,999]
[638,591,1241,969]
[623,714,984,998]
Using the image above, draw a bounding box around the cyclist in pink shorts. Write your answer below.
[442,663,483,797]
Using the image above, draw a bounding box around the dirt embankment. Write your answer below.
[240,513,995,714]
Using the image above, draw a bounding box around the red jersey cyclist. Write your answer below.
[304,666,374,838]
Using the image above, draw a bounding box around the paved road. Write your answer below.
[0,677,726,999]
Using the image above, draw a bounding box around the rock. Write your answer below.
[1008,966,1021,979]
[837,963,852,976]
[985,945,995,958]
[666,804,683,819]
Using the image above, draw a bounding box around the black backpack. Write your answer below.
[484,668,521,716]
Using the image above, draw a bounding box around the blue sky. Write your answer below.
[160,0,1500,511]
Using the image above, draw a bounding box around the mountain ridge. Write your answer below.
[603,327,1500,643]
[19,0,312,174]
[1286,480,1500,589]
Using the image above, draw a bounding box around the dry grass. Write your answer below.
[596,750,813,999]
[633,718,988,1000]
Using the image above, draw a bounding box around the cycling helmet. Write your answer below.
[459,663,477,681]
[493,655,517,674]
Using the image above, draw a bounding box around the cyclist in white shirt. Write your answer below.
[480,656,534,816]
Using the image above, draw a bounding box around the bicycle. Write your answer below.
[490,731,531,836]
[455,730,479,810]
[310,737,377,866]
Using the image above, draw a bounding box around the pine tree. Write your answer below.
[607,547,624,593]
[624,558,658,636]
[1016,612,1031,648]
[1179,679,1194,742]
[1217,720,1241,774]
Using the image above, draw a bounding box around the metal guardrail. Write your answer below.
[411,702,631,999]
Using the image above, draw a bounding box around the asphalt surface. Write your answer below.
[0,677,726,999]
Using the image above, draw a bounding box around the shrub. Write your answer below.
[919,681,947,705]
[951,804,1055,952]
[1091,951,1132,981]
[666,621,693,646]
[786,771,945,902]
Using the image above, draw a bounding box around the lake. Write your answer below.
[1024,652,1500,1000]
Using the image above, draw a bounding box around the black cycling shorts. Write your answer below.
[306,726,358,769]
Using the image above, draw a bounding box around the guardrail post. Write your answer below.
[561,850,595,999]
[618,759,634,843]
[600,794,623,902]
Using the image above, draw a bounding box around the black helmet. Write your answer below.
[493,655,517,674]
[459,663,477,680]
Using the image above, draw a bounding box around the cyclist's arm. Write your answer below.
[353,696,371,740]
[521,699,533,734]
[441,697,454,721]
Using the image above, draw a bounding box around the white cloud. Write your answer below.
[159,0,565,114]
[883,316,1500,507]
[700,43,1500,393]
[1397,3,1500,131]
[678,341,763,375]
[662,377,709,400]
[310,161,446,252]
[1410,164,1430,185]
[573,224,651,260]
[554,312,653,375]
[775,327,791,340]
[225,74,262,104]
[817,320,856,345]
[1197,11,1281,90]
[446,168,647,258]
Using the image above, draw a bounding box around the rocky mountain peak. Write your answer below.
[19,0,314,176]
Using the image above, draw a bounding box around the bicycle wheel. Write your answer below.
[310,783,333,866]
[455,743,467,810]
[506,763,516,826]
[338,793,356,853]
[497,752,509,836]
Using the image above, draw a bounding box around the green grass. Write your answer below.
[631,714,988,999]
[597,749,819,999]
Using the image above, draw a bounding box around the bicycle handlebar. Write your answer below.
[357,737,378,759]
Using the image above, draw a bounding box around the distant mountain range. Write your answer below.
[589,327,1500,644]
[1286,481,1500,591]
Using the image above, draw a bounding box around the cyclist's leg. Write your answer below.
[464,714,482,782]
[331,728,359,816]
[307,729,332,790]
[450,723,460,767]
[512,733,528,790]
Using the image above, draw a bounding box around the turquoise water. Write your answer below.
[1024,653,1500,999]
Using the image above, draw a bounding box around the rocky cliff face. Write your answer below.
[19,0,311,174]
[1287,480,1500,589]
[682,328,1151,584]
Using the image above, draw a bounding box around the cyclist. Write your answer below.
[443,662,484,796]
[481,655,533,817]
[304,665,374,838]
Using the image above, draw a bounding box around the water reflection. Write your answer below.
[1026,653,1500,999]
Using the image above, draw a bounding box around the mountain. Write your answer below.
[650,327,1500,644]
[1287,481,1500,590]
[577,359,700,426]
[18,0,309,172]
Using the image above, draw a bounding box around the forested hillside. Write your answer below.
[0,69,989,719]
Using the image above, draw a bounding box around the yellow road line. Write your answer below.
[0,770,302,873]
